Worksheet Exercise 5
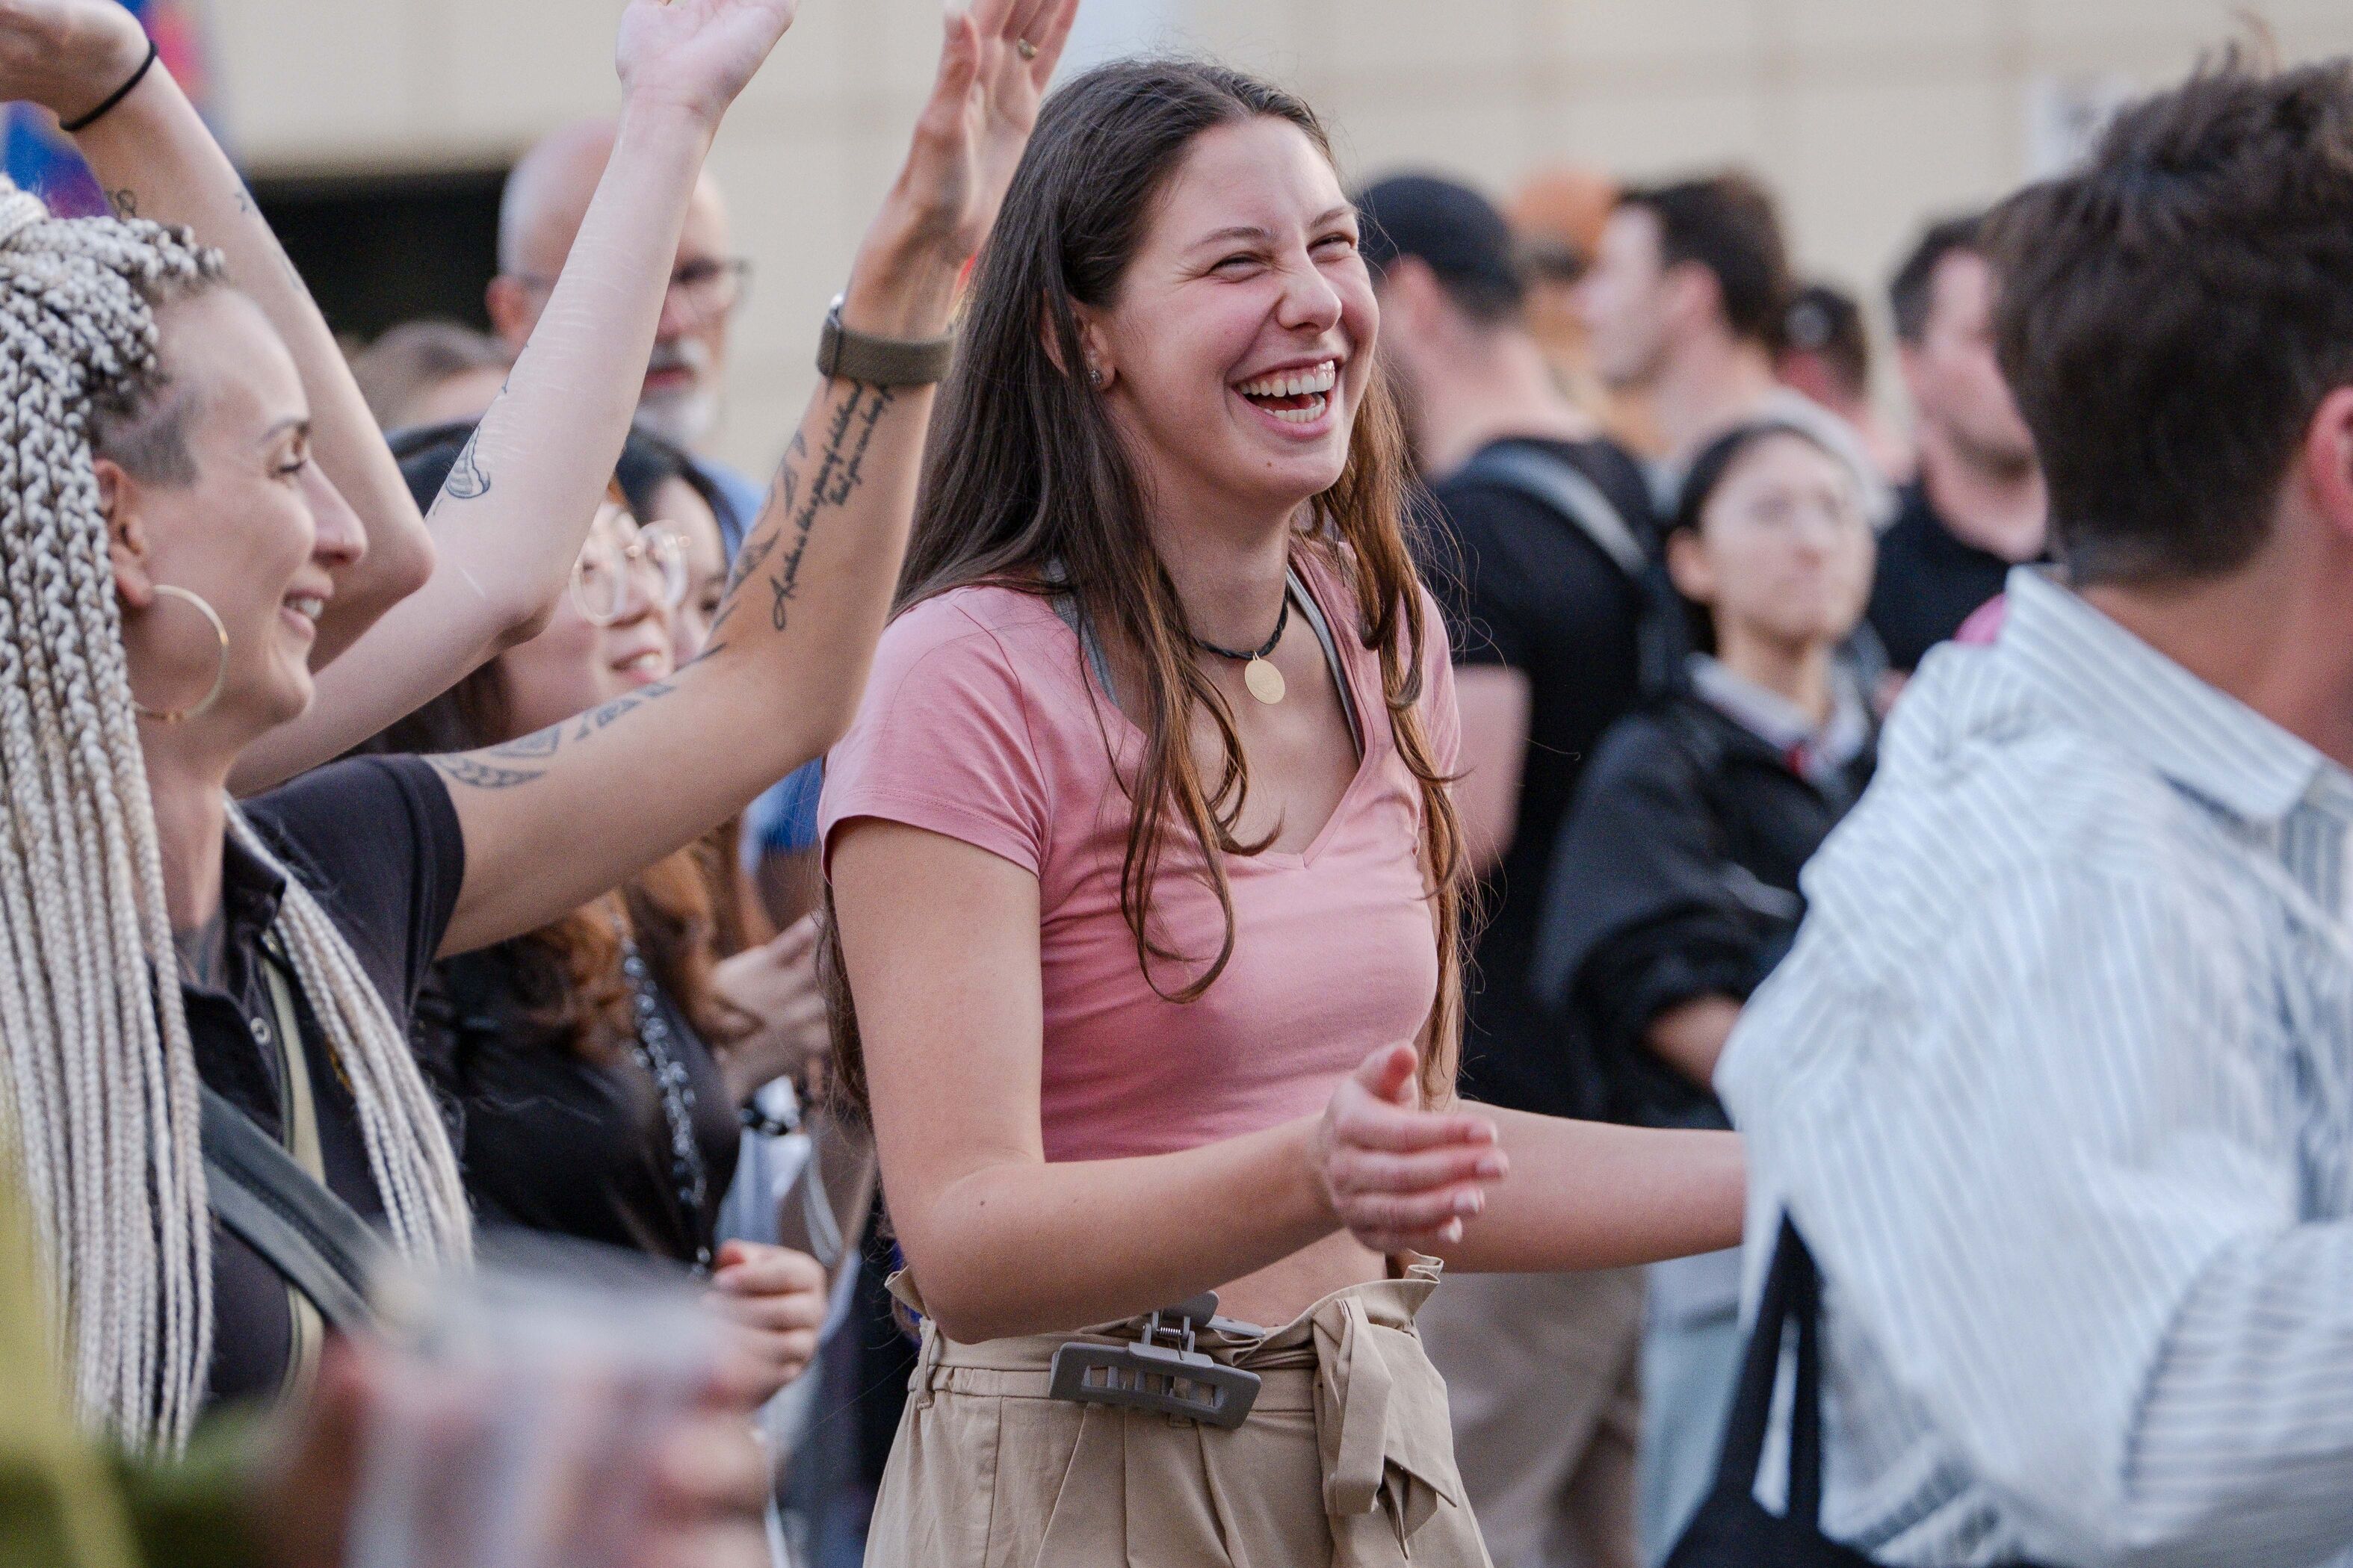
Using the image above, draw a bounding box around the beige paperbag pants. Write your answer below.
[865,1258,1492,1567]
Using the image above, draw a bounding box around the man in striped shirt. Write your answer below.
[1716,54,2353,1567]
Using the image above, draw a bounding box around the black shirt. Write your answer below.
[1422,436,1658,1118]
[1865,480,2023,673]
[195,756,465,1409]
[1530,692,1873,1129]
[415,945,740,1268]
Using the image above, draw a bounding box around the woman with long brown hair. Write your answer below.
[820,58,1743,1564]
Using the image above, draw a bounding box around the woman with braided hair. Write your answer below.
[0,0,1075,1456]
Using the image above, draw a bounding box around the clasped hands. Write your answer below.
[1313,1043,1511,1256]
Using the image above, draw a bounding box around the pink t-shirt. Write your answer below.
[819,548,1459,1163]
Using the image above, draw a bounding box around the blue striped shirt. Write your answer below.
[1716,568,2353,1566]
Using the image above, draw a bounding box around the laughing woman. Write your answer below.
[820,60,1743,1565]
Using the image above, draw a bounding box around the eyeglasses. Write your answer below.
[514,257,753,330]
[572,507,690,625]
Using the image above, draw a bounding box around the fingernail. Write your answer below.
[1454,1190,1482,1215]
[1476,1154,1505,1178]
[1443,1218,1464,1242]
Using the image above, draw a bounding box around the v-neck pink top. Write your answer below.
[819,548,1460,1162]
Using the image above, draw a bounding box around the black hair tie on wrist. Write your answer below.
[61,39,159,135]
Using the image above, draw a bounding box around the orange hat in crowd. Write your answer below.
[1506,164,1619,276]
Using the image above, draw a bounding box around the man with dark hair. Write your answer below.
[1718,55,2353,1566]
[1357,169,1653,1568]
[1577,172,1886,511]
[1867,212,2047,674]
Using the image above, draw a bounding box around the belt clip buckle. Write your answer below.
[1048,1292,1261,1430]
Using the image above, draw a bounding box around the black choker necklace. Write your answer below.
[1191,595,1290,705]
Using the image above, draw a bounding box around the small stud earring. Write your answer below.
[1087,366,1103,386]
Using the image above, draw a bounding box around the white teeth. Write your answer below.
[286,595,323,621]
[1269,394,1329,425]
[1239,361,1338,399]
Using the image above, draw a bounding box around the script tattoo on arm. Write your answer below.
[766,385,896,632]
[442,429,492,501]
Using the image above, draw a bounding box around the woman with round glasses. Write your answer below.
[356,426,827,1403]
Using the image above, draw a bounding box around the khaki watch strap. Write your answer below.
[815,294,956,386]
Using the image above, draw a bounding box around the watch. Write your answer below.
[815,294,957,386]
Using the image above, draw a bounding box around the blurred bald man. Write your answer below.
[489,117,764,548]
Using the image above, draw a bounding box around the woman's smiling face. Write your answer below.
[1083,114,1378,522]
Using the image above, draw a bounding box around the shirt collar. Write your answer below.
[187,828,290,1002]
[1688,653,1873,779]
[1997,566,2342,826]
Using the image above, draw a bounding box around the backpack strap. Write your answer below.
[200,1085,387,1333]
[1455,442,1650,579]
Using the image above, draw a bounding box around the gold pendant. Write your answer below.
[1243,656,1287,705]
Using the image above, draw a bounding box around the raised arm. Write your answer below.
[2,0,433,656]
[432,0,1079,957]
[229,0,798,793]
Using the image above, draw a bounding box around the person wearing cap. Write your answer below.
[1359,170,1660,1568]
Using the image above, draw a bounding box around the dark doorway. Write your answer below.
[253,167,507,343]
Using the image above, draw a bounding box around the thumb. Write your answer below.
[1353,1043,1420,1108]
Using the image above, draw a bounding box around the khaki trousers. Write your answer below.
[1413,1268,1645,1568]
[865,1259,1491,1567]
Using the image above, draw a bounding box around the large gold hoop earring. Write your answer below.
[131,584,229,725]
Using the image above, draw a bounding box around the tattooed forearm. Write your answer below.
[723,437,804,595]
[434,682,678,793]
[443,429,491,501]
[488,727,562,760]
[430,753,546,791]
[571,680,675,741]
[764,384,896,632]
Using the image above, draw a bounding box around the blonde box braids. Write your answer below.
[0,179,469,1453]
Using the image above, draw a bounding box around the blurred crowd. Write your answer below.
[5,3,2353,1568]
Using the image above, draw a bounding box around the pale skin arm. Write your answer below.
[830,824,1503,1343]
[229,0,799,794]
[12,0,433,659]
[1320,1042,1746,1267]
[1452,663,1530,874]
[430,0,1081,958]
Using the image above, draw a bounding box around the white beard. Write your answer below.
[634,383,720,449]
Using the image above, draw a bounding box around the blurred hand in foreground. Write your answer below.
[251,1333,771,1568]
